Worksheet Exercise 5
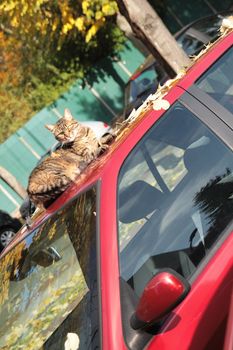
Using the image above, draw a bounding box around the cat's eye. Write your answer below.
[56,132,64,137]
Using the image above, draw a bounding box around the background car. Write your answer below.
[1,30,233,350]
[81,120,112,139]
[123,11,232,118]
[0,210,21,252]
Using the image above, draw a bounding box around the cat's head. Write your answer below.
[45,109,81,144]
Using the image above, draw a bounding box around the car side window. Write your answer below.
[195,46,233,114]
[0,187,99,350]
[117,102,233,298]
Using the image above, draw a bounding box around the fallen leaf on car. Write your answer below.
[153,99,170,111]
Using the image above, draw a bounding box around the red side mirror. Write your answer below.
[131,269,190,330]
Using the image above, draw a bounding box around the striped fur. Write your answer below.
[27,109,102,208]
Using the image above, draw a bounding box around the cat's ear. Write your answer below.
[45,124,55,132]
[64,108,74,121]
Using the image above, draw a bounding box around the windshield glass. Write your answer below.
[0,186,100,349]
[118,102,233,297]
[195,46,233,115]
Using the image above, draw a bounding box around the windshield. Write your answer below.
[0,186,100,349]
[195,46,233,115]
[118,102,233,297]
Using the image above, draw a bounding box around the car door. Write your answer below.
[100,88,233,350]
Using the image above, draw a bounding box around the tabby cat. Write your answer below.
[27,109,113,209]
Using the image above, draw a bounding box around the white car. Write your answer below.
[81,120,112,139]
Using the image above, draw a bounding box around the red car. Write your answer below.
[123,11,233,119]
[1,31,233,350]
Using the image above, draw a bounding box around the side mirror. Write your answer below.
[131,269,190,330]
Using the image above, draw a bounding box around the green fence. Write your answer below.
[0,40,146,215]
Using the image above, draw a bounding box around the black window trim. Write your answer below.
[179,91,233,151]
[182,43,233,130]
[186,84,233,131]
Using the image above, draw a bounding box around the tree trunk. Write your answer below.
[0,166,26,199]
[116,0,191,77]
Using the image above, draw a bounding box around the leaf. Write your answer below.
[64,333,80,350]
[153,98,170,111]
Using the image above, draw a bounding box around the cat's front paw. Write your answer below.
[100,143,109,151]
[100,133,115,145]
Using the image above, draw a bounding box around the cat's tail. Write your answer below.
[28,176,72,196]
[27,157,82,207]
[27,175,75,208]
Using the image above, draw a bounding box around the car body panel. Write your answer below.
[146,228,233,350]
[224,287,233,350]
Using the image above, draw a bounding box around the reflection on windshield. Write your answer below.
[118,102,233,297]
[195,46,233,115]
[194,168,233,248]
[0,187,99,349]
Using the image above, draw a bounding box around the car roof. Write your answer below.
[1,29,233,257]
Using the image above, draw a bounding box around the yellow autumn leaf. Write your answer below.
[85,18,105,42]
[95,10,103,20]
[0,2,16,11]
[69,16,75,25]
[82,0,90,13]
[10,16,19,27]
[75,16,85,31]
[102,3,111,15]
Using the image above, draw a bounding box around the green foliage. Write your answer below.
[0,87,33,143]
[0,0,126,142]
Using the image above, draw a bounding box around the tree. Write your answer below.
[116,0,191,76]
[0,0,125,141]
[0,0,123,81]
